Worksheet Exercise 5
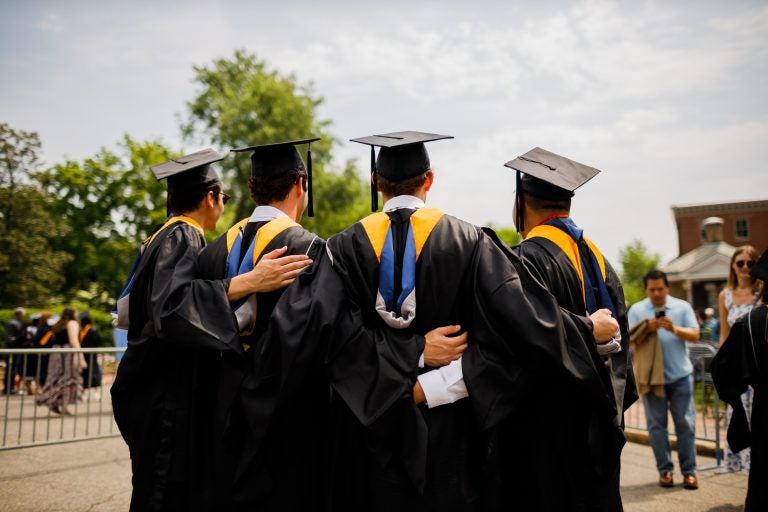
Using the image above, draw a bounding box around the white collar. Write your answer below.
[382,195,425,212]
[248,205,290,223]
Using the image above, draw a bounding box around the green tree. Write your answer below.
[0,122,71,307]
[35,136,177,305]
[181,49,369,234]
[487,223,522,247]
[619,239,661,307]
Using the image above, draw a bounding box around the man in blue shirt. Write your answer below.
[628,269,701,490]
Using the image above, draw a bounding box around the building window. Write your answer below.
[735,218,749,239]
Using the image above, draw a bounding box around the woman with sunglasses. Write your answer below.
[718,244,764,473]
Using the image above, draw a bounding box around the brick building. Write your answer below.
[662,199,767,311]
[672,199,768,255]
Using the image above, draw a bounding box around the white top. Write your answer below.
[724,288,756,327]
[382,195,469,408]
[249,205,289,223]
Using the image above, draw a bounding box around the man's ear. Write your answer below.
[201,190,215,209]
[423,170,435,192]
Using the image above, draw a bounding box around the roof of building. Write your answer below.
[662,241,736,282]
[671,198,768,217]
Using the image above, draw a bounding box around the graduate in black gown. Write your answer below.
[314,132,622,511]
[196,139,323,510]
[233,132,622,512]
[712,250,768,511]
[504,148,638,511]
[111,149,309,512]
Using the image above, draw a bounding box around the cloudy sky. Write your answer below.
[2,0,766,264]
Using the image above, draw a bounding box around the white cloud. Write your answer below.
[37,13,64,33]
[3,0,767,264]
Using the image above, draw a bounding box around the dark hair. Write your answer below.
[643,269,669,288]
[249,168,306,206]
[167,183,222,215]
[526,193,572,213]
[376,171,430,198]
[52,307,77,334]
[79,311,92,326]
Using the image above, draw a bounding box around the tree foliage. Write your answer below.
[2,52,382,308]
[0,123,71,307]
[619,239,661,307]
[181,49,369,232]
[487,223,522,247]
[35,136,177,305]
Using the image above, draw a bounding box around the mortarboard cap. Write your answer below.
[231,138,320,217]
[750,249,768,283]
[504,147,600,200]
[350,131,453,211]
[504,147,600,233]
[150,148,223,193]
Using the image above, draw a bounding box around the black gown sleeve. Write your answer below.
[712,318,755,453]
[150,224,240,353]
[462,231,617,430]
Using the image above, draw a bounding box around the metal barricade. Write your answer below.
[0,347,125,451]
[623,342,724,470]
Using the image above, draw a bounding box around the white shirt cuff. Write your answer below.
[417,358,468,408]
[418,352,425,368]
[596,334,622,355]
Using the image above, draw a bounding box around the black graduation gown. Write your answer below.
[80,327,103,388]
[712,305,768,511]
[196,220,324,511]
[510,234,638,511]
[324,211,615,512]
[111,222,241,512]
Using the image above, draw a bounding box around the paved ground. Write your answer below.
[0,436,748,511]
[620,441,747,512]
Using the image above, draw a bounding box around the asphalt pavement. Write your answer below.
[0,436,748,511]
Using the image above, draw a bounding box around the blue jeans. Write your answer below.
[643,375,697,474]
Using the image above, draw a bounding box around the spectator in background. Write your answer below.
[718,244,763,473]
[712,248,768,511]
[628,269,701,490]
[3,307,28,394]
[34,311,55,391]
[720,245,763,344]
[703,307,719,342]
[37,307,85,415]
[79,312,103,402]
[18,313,40,395]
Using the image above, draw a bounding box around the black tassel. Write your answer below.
[515,171,524,233]
[307,145,314,217]
[370,146,378,212]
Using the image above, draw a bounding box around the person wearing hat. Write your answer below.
[506,147,638,509]
[712,248,767,511]
[195,139,325,508]
[298,132,619,511]
[111,149,311,512]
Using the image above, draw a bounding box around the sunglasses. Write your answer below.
[212,191,231,205]
[735,260,754,268]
